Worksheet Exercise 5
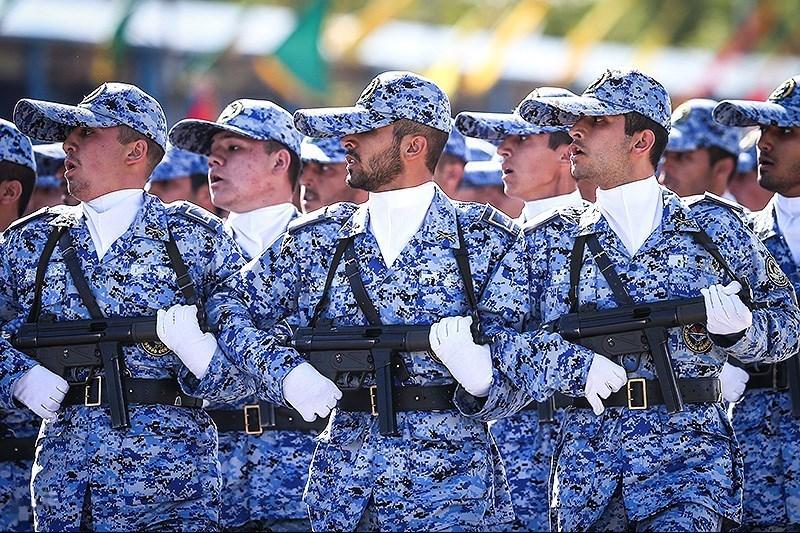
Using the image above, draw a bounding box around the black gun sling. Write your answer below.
[209,402,327,434]
[565,233,721,410]
[25,227,202,410]
[0,437,36,461]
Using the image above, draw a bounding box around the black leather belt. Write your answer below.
[62,377,203,409]
[0,437,36,461]
[209,403,327,434]
[745,363,790,391]
[570,377,721,410]
[338,384,457,414]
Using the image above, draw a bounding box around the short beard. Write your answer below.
[347,137,403,192]
[758,162,800,195]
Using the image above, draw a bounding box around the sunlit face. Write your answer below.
[757,125,800,197]
[62,125,130,200]
[341,124,402,192]
[298,160,351,212]
[496,133,562,201]
[568,115,631,189]
[659,148,714,197]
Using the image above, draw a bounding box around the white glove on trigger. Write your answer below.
[701,281,753,336]
[429,316,493,397]
[719,362,749,403]
[283,362,342,422]
[13,365,69,420]
[156,304,217,379]
[584,355,628,416]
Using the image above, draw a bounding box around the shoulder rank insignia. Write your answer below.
[480,204,520,236]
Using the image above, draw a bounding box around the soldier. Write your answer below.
[28,143,68,214]
[4,82,253,531]
[455,160,524,218]
[713,75,800,531]
[729,129,774,211]
[451,88,586,532]
[206,70,535,531]
[659,99,742,200]
[145,144,214,213]
[439,68,800,531]
[299,136,366,214]
[433,126,467,198]
[0,118,37,532]
[169,99,319,531]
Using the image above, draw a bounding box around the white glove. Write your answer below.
[719,362,749,403]
[584,355,628,416]
[701,281,753,336]
[13,365,69,420]
[156,304,217,379]
[429,316,493,397]
[283,362,342,422]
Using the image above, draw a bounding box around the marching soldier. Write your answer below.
[299,136,366,213]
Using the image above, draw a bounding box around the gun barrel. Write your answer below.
[13,317,158,349]
[292,325,432,352]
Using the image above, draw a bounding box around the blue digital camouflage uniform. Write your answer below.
[171,99,314,531]
[0,118,37,532]
[510,68,800,530]
[208,187,532,532]
[456,88,578,532]
[5,82,255,531]
[667,98,743,156]
[727,200,800,530]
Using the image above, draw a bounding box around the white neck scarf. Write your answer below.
[225,203,297,259]
[521,190,584,223]
[80,189,144,259]
[595,176,663,256]
[776,194,800,264]
[367,182,436,267]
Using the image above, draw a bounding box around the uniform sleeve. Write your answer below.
[206,233,308,406]
[712,220,800,364]
[0,231,41,408]
[178,225,258,402]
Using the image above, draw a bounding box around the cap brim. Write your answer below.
[518,95,632,126]
[455,112,567,140]
[300,144,345,164]
[169,119,265,155]
[713,100,797,127]
[14,99,119,142]
[293,106,393,138]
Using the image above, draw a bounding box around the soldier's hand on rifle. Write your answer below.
[157,304,217,379]
[719,362,749,403]
[283,362,342,422]
[701,281,753,336]
[429,316,492,397]
[13,365,69,420]
[584,356,627,416]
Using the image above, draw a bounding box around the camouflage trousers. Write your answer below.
[0,460,33,532]
[586,490,723,532]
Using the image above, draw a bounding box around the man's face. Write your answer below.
[497,134,561,201]
[569,115,631,189]
[341,124,402,192]
[62,126,130,200]
[659,148,714,197]
[148,176,193,204]
[208,132,288,212]
[298,161,351,212]
[757,125,800,196]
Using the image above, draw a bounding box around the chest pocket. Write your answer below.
[667,252,724,298]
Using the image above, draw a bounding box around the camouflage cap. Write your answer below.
[455,87,575,141]
[169,99,302,157]
[33,142,65,188]
[148,144,209,183]
[466,137,499,162]
[293,71,452,137]
[443,125,467,162]
[714,76,800,128]
[667,99,742,155]
[736,129,759,174]
[461,160,504,188]
[14,82,167,151]
[518,69,671,132]
[300,136,347,164]
[0,118,35,172]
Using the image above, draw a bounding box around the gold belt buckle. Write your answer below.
[84,376,102,407]
[626,378,647,410]
[368,385,378,417]
[243,404,263,435]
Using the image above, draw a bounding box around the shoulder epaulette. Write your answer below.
[287,202,356,233]
[523,210,561,235]
[3,205,61,235]
[684,192,745,214]
[170,202,223,232]
[479,204,520,236]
